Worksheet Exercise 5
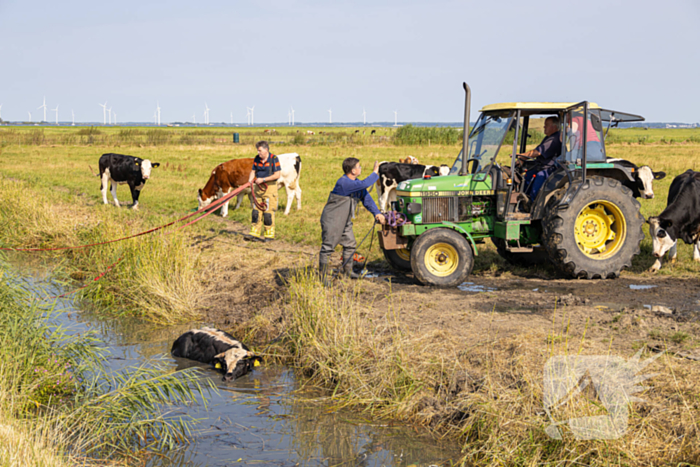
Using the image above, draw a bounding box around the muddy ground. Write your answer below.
[196,219,700,361]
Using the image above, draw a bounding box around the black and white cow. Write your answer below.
[607,159,666,199]
[98,153,160,210]
[375,162,450,212]
[171,327,262,381]
[647,170,700,272]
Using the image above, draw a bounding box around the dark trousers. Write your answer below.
[319,193,357,264]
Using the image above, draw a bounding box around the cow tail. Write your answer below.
[89,165,99,177]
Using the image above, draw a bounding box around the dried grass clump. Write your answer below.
[277,274,700,466]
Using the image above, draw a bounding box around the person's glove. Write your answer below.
[375,213,386,225]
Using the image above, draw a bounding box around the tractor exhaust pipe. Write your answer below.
[461,82,471,176]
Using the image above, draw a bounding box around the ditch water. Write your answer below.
[18,267,460,467]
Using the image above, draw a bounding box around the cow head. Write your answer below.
[135,158,160,180]
[213,348,261,381]
[197,188,214,210]
[438,164,450,176]
[647,216,676,258]
[636,166,666,199]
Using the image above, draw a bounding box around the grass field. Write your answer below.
[3,125,700,275]
[1,126,700,466]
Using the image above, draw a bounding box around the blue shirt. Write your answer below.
[253,154,281,179]
[330,172,381,216]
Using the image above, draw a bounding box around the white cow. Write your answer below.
[276,153,303,215]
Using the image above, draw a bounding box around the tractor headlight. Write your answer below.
[406,202,422,215]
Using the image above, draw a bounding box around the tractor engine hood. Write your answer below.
[396,173,494,197]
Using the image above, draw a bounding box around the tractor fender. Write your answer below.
[587,167,636,183]
[440,221,478,256]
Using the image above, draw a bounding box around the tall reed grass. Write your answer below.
[0,178,208,324]
[0,264,215,464]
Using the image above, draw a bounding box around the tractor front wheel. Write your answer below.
[383,248,412,271]
[542,176,644,279]
[411,228,473,287]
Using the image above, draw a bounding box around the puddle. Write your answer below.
[458,282,497,293]
[9,261,460,466]
[360,269,391,279]
[630,284,657,290]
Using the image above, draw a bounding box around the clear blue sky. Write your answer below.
[1,0,698,124]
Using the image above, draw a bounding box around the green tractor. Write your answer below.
[379,83,647,287]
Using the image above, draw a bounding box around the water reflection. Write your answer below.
[14,264,459,466]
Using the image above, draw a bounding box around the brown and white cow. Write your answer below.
[399,156,420,164]
[197,153,302,216]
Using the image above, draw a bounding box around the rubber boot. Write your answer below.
[319,258,332,287]
[343,257,360,279]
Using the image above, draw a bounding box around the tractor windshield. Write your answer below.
[450,111,514,175]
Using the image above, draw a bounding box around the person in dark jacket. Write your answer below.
[517,116,562,201]
[319,157,386,283]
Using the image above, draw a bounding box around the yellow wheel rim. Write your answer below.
[396,248,411,261]
[574,200,627,259]
[424,243,459,277]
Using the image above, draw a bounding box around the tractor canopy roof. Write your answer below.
[480,102,644,122]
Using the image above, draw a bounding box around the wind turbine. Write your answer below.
[113,112,117,125]
[38,97,47,122]
[328,108,332,124]
[71,109,75,126]
[246,106,254,126]
[156,102,161,126]
[28,111,32,122]
[204,103,210,125]
[394,110,398,127]
[108,107,113,125]
[98,102,107,125]
[192,114,196,125]
[363,108,367,125]
[291,106,295,126]
[230,112,233,125]
[52,105,59,124]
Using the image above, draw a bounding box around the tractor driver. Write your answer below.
[516,116,561,202]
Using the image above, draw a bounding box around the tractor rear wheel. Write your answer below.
[383,247,412,271]
[411,228,473,287]
[541,176,644,279]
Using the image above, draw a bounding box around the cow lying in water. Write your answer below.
[171,327,262,381]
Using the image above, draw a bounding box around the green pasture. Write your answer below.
[2,125,700,279]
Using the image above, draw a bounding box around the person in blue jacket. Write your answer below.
[319,157,386,282]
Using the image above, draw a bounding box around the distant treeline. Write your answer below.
[2,125,700,147]
[393,124,463,145]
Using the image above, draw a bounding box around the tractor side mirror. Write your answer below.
[590,113,603,132]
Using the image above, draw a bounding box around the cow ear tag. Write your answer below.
[215,362,222,369]
[254,360,261,367]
